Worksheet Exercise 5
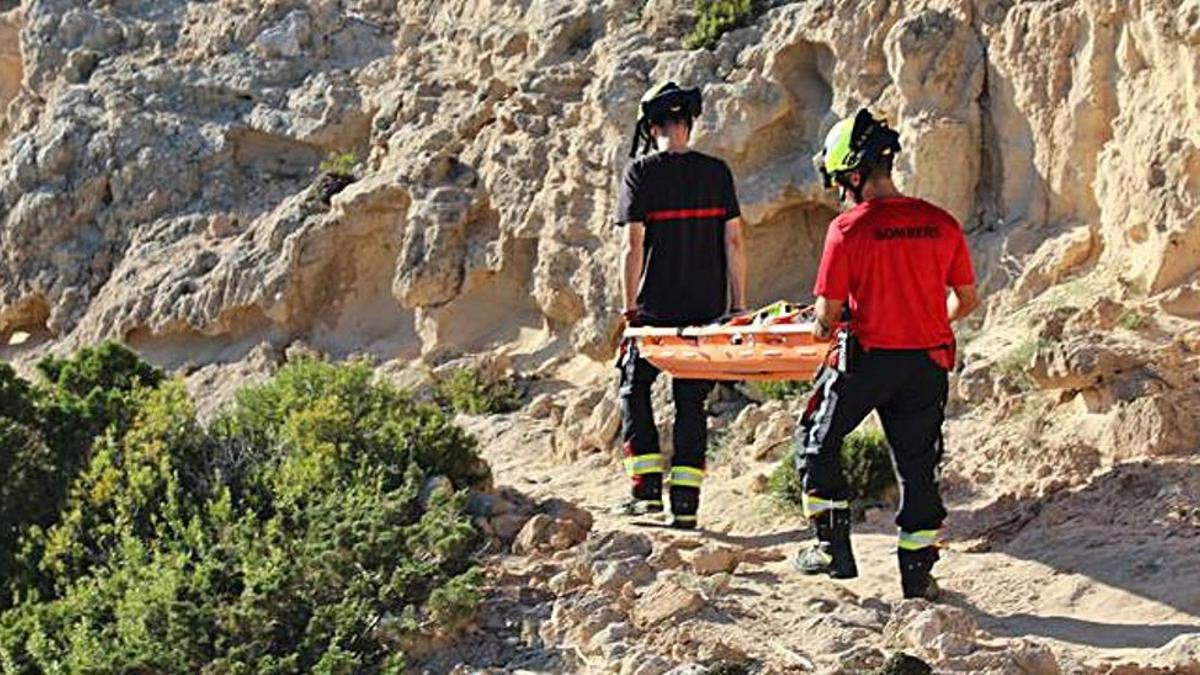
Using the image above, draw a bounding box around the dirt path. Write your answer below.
[462,414,1200,673]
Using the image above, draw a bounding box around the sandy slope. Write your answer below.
[467,413,1200,673]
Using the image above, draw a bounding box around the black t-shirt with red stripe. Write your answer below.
[615,150,741,326]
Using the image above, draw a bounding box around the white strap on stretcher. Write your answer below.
[623,322,817,338]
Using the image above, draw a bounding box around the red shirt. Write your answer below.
[813,197,975,361]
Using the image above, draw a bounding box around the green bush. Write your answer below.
[36,342,163,399]
[995,338,1046,392]
[1117,310,1146,331]
[0,363,37,423]
[1,345,165,607]
[0,353,489,673]
[27,382,210,590]
[767,450,806,512]
[685,0,766,50]
[746,379,812,402]
[841,428,897,507]
[319,152,359,177]
[997,338,1041,377]
[432,367,523,415]
[0,418,56,600]
[770,427,897,518]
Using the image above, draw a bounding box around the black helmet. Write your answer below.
[628,82,703,158]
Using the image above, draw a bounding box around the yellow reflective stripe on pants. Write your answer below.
[898,529,939,550]
[669,466,705,488]
[802,493,849,517]
[624,454,664,476]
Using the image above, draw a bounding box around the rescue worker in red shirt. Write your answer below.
[614,82,748,529]
[792,109,980,599]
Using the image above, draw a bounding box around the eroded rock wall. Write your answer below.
[0,0,1197,465]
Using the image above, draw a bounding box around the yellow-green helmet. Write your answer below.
[815,108,902,189]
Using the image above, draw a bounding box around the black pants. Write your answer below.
[618,345,713,518]
[794,347,948,538]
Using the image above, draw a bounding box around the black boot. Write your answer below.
[669,485,699,530]
[899,547,940,600]
[793,509,857,579]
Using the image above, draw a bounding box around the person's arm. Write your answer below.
[724,217,747,312]
[623,223,645,319]
[615,160,647,322]
[947,284,979,322]
[812,218,850,342]
[813,295,844,341]
[945,225,978,323]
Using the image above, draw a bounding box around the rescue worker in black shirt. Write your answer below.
[613,82,748,529]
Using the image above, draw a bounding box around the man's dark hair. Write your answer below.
[866,154,893,180]
[650,112,694,133]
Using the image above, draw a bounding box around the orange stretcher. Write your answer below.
[622,302,828,381]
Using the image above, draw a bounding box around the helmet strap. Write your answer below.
[630,120,654,158]
[835,170,866,204]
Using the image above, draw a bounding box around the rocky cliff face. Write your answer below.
[1,0,1198,471]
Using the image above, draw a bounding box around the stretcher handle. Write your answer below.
[623,322,817,338]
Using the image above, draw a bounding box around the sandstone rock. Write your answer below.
[513,519,587,557]
[546,570,578,596]
[634,578,706,629]
[592,558,656,591]
[549,522,590,552]
[541,498,595,533]
[689,544,741,576]
[869,653,932,675]
[1102,394,1200,458]
[836,645,887,673]
[553,388,623,459]
[886,9,985,225]
[1161,281,1200,319]
[589,620,633,651]
[1028,335,1145,391]
[802,613,885,656]
[513,514,556,556]
[543,587,626,648]
[580,531,653,565]
[1117,632,1200,674]
[1014,227,1099,302]
[0,9,20,141]
[525,393,556,420]
[1157,632,1200,662]
[490,513,531,543]
[750,410,795,461]
[696,640,751,666]
[1065,297,1127,333]
[661,665,707,675]
[254,10,312,59]
[621,653,673,675]
[884,600,980,662]
[647,543,685,570]
[941,639,1060,674]
[750,473,771,494]
[509,497,594,554]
